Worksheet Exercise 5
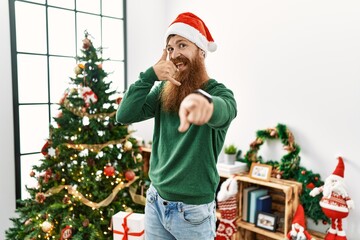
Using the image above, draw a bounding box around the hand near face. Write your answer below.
[178,94,214,132]
[153,49,181,86]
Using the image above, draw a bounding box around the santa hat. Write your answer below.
[292,204,306,228]
[330,156,345,181]
[165,12,217,54]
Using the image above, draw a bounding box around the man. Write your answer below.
[116,12,237,240]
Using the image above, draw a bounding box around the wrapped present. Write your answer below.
[112,211,145,240]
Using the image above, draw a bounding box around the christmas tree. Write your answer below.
[6,31,148,240]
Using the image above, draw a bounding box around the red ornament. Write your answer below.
[125,170,135,181]
[104,165,115,177]
[306,182,315,189]
[60,225,72,240]
[301,170,306,175]
[41,141,50,156]
[116,97,122,105]
[314,176,319,181]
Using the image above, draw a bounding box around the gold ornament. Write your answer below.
[123,141,133,151]
[41,220,53,233]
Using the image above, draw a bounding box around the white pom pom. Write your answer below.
[208,42,217,52]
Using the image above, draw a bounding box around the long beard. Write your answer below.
[323,177,347,198]
[161,53,207,112]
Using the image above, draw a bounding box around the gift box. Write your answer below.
[112,211,145,240]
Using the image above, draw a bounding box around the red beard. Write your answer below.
[161,52,208,112]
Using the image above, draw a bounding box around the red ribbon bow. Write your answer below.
[113,212,144,240]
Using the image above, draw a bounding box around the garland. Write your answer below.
[243,123,301,179]
[44,177,138,209]
[63,98,116,119]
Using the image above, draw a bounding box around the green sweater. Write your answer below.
[116,67,237,204]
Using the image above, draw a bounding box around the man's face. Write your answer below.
[161,35,207,112]
[166,35,203,72]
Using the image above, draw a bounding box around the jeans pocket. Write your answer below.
[182,202,213,225]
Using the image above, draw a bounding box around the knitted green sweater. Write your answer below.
[116,67,237,204]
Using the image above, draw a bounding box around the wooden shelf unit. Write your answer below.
[236,174,302,238]
[219,172,301,239]
[219,172,326,240]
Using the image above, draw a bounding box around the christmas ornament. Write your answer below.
[35,192,46,203]
[24,218,32,226]
[80,86,98,106]
[309,157,354,240]
[306,182,315,189]
[41,220,53,233]
[216,176,238,240]
[104,165,115,177]
[74,64,83,75]
[116,97,122,105]
[41,140,50,156]
[60,225,72,240]
[125,169,135,181]
[82,219,90,227]
[82,38,91,50]
[286,204,315,240]
[123,140,133,151]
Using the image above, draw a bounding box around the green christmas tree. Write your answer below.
[6,31,148,240]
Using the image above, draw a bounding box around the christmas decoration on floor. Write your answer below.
[5,31,149,240]
[239,123,328,225]
[286,204,315,240]
[216,176,238,240]
[310,157,354,240]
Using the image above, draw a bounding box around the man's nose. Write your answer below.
[171,49,180,59]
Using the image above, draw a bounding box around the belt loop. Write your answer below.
[177,202,183,212]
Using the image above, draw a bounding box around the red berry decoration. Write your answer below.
[301,170,306,175]
[104,165,115,177]
[124,170,135,181]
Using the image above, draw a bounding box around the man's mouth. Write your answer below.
[175,62,185,71]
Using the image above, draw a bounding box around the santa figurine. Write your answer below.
[309,156,354,240]
[286,204,315,240]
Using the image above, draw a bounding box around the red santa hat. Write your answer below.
[330,156,345,181]
[165,12,217,54]
[288,204,313,240]
[292,204,306,228]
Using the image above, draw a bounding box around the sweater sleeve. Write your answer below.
[206,82,237,130]
[116,67,160,124]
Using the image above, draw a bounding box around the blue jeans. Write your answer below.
[144,184,216,240]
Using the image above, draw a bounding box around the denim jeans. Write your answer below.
[144,184,216,240]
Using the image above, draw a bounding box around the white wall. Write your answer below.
[127,0,360,237]
[0,0,16,239]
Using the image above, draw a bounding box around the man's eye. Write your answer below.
[167,47,173,52]
[179,43,186,48]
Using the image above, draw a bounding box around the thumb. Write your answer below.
[158,49,168,62]
[178,107,190,132]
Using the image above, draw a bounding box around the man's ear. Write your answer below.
[200,50,206,58]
